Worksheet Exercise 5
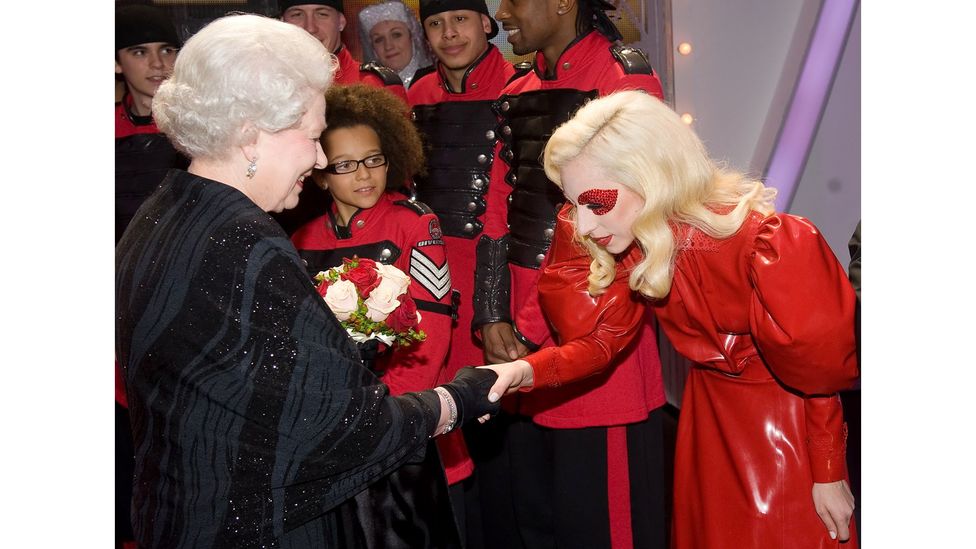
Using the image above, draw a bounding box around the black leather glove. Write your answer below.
[440,367,501,425]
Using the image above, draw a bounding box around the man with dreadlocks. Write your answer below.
[469,0,670,547]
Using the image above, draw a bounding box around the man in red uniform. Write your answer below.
[471,0,671,547]
[277,0,409,235]
[115,5,179,139]
[407,0,515,544]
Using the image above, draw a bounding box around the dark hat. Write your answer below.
[279,0,344,15]
[419,0,498,39]
[116,5,181,51]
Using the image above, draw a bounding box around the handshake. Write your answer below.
[428,360,535,435]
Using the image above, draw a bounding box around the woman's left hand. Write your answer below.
[811,479,855,541]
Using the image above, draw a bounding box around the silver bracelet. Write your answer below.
[432,386,457,436]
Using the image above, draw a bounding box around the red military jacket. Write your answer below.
[334,46,408,103]
[481,31,664,245]
[487,32,666,428]
[291,193,454,399]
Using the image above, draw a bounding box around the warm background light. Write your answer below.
[678,42,693,55]
[681,113,694,125]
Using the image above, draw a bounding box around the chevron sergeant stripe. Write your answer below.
[410,248,451,300]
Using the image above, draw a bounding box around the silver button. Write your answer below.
[544,228,554,238]
[511,174,518,183]
[504,150,514,161]
[464,223,474,233]
[485,130,496,140]
[507,195,513,203]
[410,111,417,121]
[535,253,546,263]
[477,154,488,164]
[472,178,484,189]
[380,248,392,259]
[500,101,510,112]
[502,125,512,136]
[356,219,365,228]
[562,62,571,70]
[302,258,308,266]
[467,202,477,212]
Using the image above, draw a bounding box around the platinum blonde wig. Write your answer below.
[543,90,777,300]
[152,14,335,160]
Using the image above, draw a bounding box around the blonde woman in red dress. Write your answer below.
[483,89,859,548]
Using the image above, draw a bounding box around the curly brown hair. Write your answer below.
[314,84,426,191]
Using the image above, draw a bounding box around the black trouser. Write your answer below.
[466,408,673,549]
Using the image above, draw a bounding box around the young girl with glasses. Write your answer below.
[291,83,458,400]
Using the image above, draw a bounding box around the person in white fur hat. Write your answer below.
[358,1,433,88]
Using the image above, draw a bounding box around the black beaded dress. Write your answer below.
[116,170,459,548]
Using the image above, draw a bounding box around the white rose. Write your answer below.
[364,278,402,322]
[324,279,359,321]
[375,263,411,296]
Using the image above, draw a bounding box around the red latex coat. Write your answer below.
[408,45,515,483]
[334,46,408,103]
[290,193,470,482]
[115,94,159,139]
[653,212,859,548]
[491,33,666,427]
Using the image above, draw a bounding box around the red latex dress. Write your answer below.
[654,211,859,548]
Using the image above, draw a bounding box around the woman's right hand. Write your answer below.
[811,479,855,541]
[480,360,534,403]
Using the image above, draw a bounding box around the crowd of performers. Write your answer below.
[115,1,860,548]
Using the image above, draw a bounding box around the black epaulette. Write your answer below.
[394,198,433,216]
[360,61,404,86]
[411,64,437,85]
[507,61,533,85]
[609,45,654,75]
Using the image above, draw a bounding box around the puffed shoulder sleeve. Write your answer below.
[748,214,859,395]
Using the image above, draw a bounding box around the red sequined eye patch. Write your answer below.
[577,188,618,215]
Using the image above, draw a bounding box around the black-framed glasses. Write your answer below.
[324,153,388,174]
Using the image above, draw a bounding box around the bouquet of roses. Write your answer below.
[314,257,426,348]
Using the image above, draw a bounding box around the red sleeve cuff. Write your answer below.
[807,422,849,483]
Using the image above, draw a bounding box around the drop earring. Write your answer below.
[246,158,258,179]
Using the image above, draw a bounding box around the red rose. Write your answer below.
[357,257,378,270]
[387,294,420,332]
[341,263,381,297]
[343,256,377,270]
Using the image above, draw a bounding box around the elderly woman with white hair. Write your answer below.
[358,0,432,87]
[116,14,500,549]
